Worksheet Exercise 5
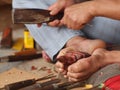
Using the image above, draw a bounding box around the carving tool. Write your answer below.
[18,79,60,90]
[0,74,56,90]
[0,49,42,62]
[12,9,63,24]
[33,81,85,90]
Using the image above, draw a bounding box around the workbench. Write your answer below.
[1,28,120,90]
[1,4,120,90]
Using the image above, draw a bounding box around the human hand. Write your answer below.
[48,0,75,27]
[55,47,90,76]
[67,49,107,82]
[61,1,96,30]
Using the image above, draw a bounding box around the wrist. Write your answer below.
[93,49,120,65]
[91,0,120,19]
[88,1,100,17]
[91,0,104,17]
[84,1,98,17]
[92,49,110,67]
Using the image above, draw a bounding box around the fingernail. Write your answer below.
[50,11,53,15]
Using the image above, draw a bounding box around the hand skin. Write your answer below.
[61,0,120,30]
[55,36,106,77]
[66,49,120,82]
[94,0,120,20]
[48,0,75,27]
[61,1,95,30]
[66,49,107,81]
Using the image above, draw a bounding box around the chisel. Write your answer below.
[12,9,63,24]
[0,49,42,62]
[0,74,56,90]
[19,79,60,90]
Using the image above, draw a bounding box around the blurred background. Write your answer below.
[0,0,24,31]
[0,0,42,73]
[0,0,42,57]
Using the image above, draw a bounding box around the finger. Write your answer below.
[57,21,64,27]
[67,72,89,82]
[60,9,69,25]
[48,20,60,27]
[55,61,64,72]
[55,66,67,74]
[61,14,67,26]
[61,8,71,27]
[68,75,88,82]
[68,77,80,82]
[48,3,57,10]
[48,3,63,15]
[67,17,72,29]
[55,61,68,74]
[67,71,82,80]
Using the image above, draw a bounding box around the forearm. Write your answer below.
[105,50,120,63]
[93,49,120,68]
[93,0,120,20]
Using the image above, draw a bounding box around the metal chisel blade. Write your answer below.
[12,9,63,24]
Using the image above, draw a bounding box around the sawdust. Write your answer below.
[0,68,40,88]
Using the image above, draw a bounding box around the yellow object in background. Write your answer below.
[24,30,34,49]
[12,38,24,51]
[85,84,93,89]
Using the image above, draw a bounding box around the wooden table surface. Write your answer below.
[1,27,120,90]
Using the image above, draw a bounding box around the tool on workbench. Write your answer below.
[32,80,85,90]
[14,49,37,56]
[0,27,13,48]
[61,81,86,90]
[19,78,60,90]
[12,9,63,24]
[0,49,42,62]
[0,74,56,90]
